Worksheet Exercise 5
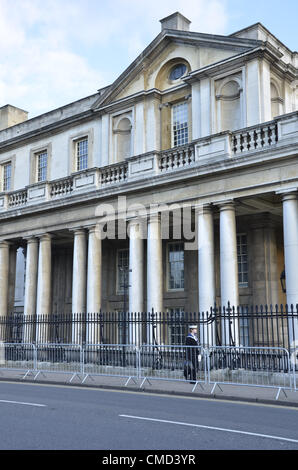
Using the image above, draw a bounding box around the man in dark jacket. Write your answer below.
[184,325,199,383]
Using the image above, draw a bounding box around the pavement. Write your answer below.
[0,367,297,407]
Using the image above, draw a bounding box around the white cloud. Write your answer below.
[0,0,110,116]
[0,0,229,117]
[107,0,229,65]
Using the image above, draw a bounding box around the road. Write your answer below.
[0,381,297,451]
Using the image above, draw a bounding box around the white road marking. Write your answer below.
[0,399,46,407]
[119,414,298,445]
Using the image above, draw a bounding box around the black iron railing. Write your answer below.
[0,303,297,350]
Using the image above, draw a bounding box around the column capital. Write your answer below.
[23,235,39,244]
[84,224,98,233]
[85,223,105,241]
[0,240,11,248]
[277,189,298,202]
[148,212,161,224]
[127,214,147,224]
[215,199,236,211]
[69,227,86,236]
[193,202,213,215]
[127,217,148,232]
[36,232,53,241]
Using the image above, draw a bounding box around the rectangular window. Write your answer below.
[239,305,250,346]
[3,162,12,191]
[76,138,88,171]
[117,249,129,294]
[237,234,248,287]
[172,102,188,147]
[117,311,130,344]
[169,308,186,345]
[168,242,184,290]
[37,151,48,182]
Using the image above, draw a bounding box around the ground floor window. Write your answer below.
[169,308,186,345]
[117,311,130,344]
[239,305,250,346]
[237,233,248,287]
[168,242,184,291]
[117,249,129,294]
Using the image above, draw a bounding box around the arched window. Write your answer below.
[216,79,242,132]
[154,58,190,91]
[270,82,283,119]
[114,117,132,162]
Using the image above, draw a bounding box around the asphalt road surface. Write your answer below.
[0,381,297,451]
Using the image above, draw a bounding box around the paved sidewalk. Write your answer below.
[0,368,297,407]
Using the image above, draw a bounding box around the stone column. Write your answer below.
[147,213,163,344]
[0,241,10,317]
[24,238,39,316]
[0,241,10,342]
[219,201,239,345]
[72,229,87,344]
[129,219,144,345]
[36,234,52,343]
[197,204,215,346]
[8,244,17,316]
[281,192,298,346]
[86,225,102,344]
[24,237,39,342]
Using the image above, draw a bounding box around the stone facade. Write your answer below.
[0,13,297,339]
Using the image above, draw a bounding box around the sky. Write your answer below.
[0,0,297,118]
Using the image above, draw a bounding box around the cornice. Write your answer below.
[184,46,285,83]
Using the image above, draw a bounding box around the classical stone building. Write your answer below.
[0,12,297,344]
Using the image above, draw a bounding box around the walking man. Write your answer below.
[184,325,199,383]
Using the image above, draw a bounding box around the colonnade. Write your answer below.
[0,194,297,345]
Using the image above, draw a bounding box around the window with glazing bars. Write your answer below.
[117,249,129,294]
[37,151,48,182]
[76,138,88,171]
[172,102,188,147]
[116,310,130,344]
[237,234,248,287]
[239,304,250,346]
[3,162,12,191]
[169,308,186,345]
[168,242,184,290]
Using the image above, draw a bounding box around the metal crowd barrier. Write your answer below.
[82,344,139,386]
[290,346,298,392]
[207,346,293,400]
[0,343,35,378]
[34,343,83,382]
[139,345,207,392]
[0,342,297,399]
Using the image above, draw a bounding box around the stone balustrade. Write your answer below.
[101,162,128,186]
[159,144,195,172]
[8,189,28,208]
[0,112,296,213]
[232,121,278,155]
[50,177,73,198]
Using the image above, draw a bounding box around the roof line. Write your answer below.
[229,22,294,54]
[92,29,261,110]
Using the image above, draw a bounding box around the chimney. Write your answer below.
[0,104,28,131]
[160,12,191,32]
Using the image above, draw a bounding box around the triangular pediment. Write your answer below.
[92,30,261,110]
